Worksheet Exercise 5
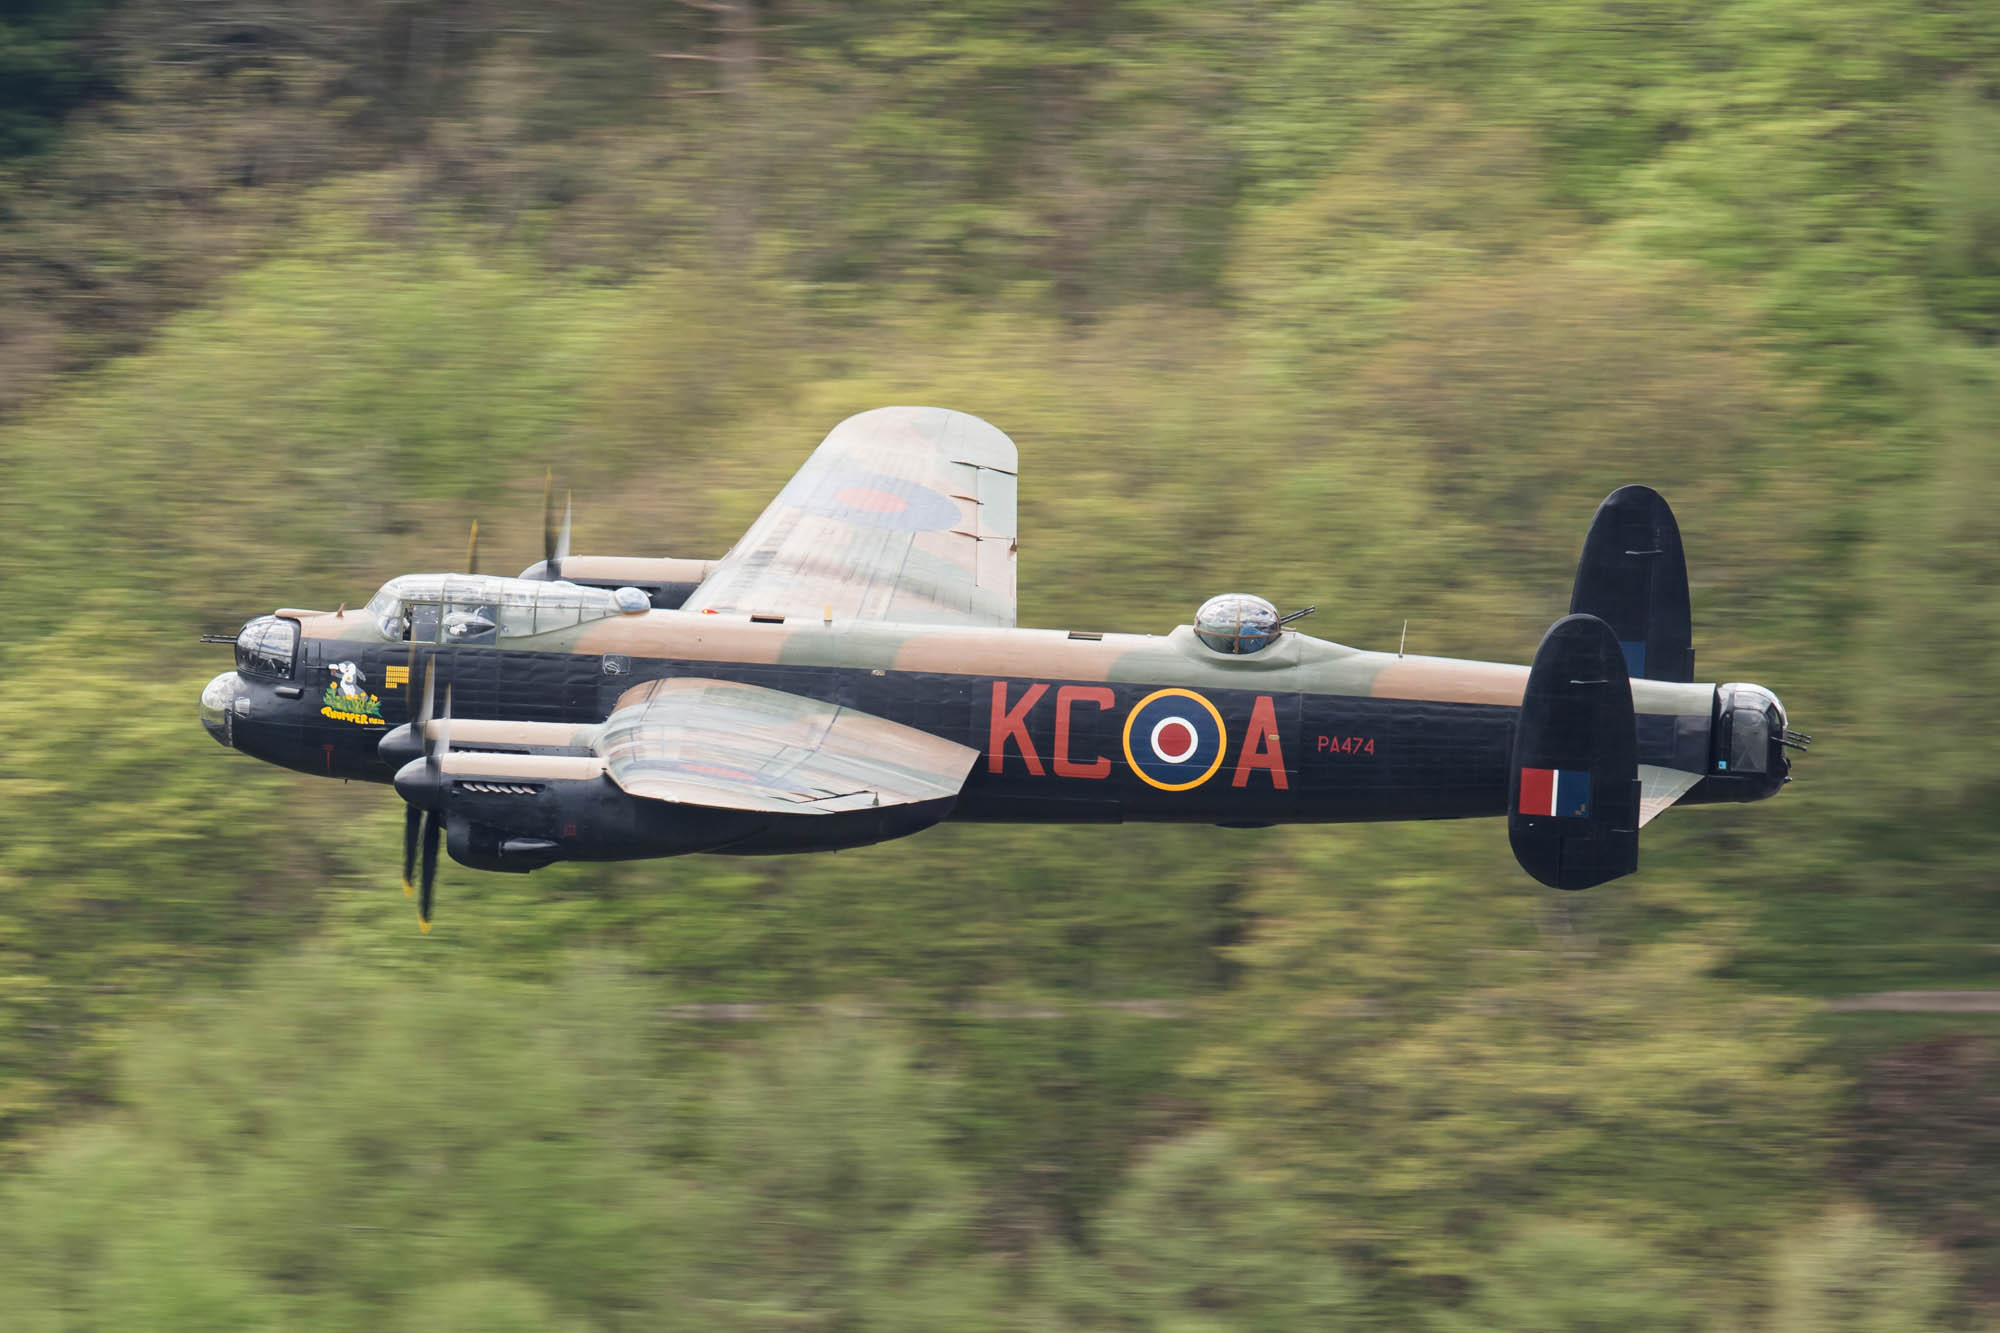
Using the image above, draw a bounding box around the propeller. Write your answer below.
[400,660,437,899]
[390,661,451,933]
[416,682,452,933]
[542,469,572,581]
[465,518,481,577]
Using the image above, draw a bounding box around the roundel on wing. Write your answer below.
[1122,688,1228,791]
[798,469,963,532]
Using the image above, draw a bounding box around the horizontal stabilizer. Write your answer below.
[1637,763,1702,828]
[1509,614,1642,891]
[1570,485,1694,682]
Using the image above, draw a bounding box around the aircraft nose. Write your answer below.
[200,671,245,748]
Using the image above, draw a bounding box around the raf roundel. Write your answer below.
[796,469,964,532]
[1122,688,1228,791]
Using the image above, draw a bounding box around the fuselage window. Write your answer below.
[365,577,618,646]
[407,602,441,644]
[444,601,499,645]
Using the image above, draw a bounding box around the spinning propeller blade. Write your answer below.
[415,682,452,934]
[401,661,435,899]
[402,807,420,899]
[543,470,571,581]
[419,811,441,934]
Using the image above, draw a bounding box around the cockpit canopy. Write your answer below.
[1194,593,1282,654]
[235,615,298,678]
[363,574,624,646]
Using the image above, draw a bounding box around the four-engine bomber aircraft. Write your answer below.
[201,406,1807,930]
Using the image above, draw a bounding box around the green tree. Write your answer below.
[0,597,317,1142]
[1431,1223,1698,1333]
[0,0,114,160]
[1769,1207,1951,1333]
[1198,838,1832,1306]
[1082,1128,1358,1331]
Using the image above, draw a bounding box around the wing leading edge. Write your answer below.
[683,405,1018,626]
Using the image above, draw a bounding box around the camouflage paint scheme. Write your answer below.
[201,406,1786,874]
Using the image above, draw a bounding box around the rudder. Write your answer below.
[1509,613,1642,891]
[1569,485,1694,683]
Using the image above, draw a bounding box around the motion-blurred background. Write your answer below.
[2,1,1998,1328]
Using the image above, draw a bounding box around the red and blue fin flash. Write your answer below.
[1519,766,1592,818]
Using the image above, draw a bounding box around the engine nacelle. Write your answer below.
[517,555,716,609]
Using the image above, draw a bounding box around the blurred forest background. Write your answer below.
[1,0,1998,1327]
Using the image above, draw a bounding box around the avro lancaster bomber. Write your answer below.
[202,406,1807,930]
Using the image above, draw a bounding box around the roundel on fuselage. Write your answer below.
[1122,688,1228,791]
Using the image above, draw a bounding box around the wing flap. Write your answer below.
[596,677,979,815]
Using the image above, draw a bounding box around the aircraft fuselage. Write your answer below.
[203,607,1781,842]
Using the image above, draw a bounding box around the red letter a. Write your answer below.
[1231,694,1289,789]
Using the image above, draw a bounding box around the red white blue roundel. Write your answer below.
[793,469,963,532]
[1121,688,1228,791]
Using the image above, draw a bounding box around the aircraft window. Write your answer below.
[444,608,498,645]
[407,602,442,644]
[497,598,538,640]
[1729,706,1771,774]
[441,578,501,646]
[536,597,586,635]
[1194,594,1282,654]
[235,616,298,678]
[364,575,617,645]
[523,583,618,637]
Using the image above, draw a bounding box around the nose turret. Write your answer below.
[200,672,245,747]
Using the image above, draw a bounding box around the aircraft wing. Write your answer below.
[595,677,979,814]
[681,405,1018,626]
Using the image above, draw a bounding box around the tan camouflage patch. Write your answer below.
[1371,656,1529,708]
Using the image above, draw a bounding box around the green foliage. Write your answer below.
[1769,1207,1952,1333]
[1429,1223,1699,1333]
[1199,835,1833,1302]
[1081,1128,1359,1331]
[0,958,1006,1331]
[3,0,2000,1325]
[1928,84,2000,340]
[0,0,114,160]
[1842,1035,2000,1296]
[0,598,322,1141]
